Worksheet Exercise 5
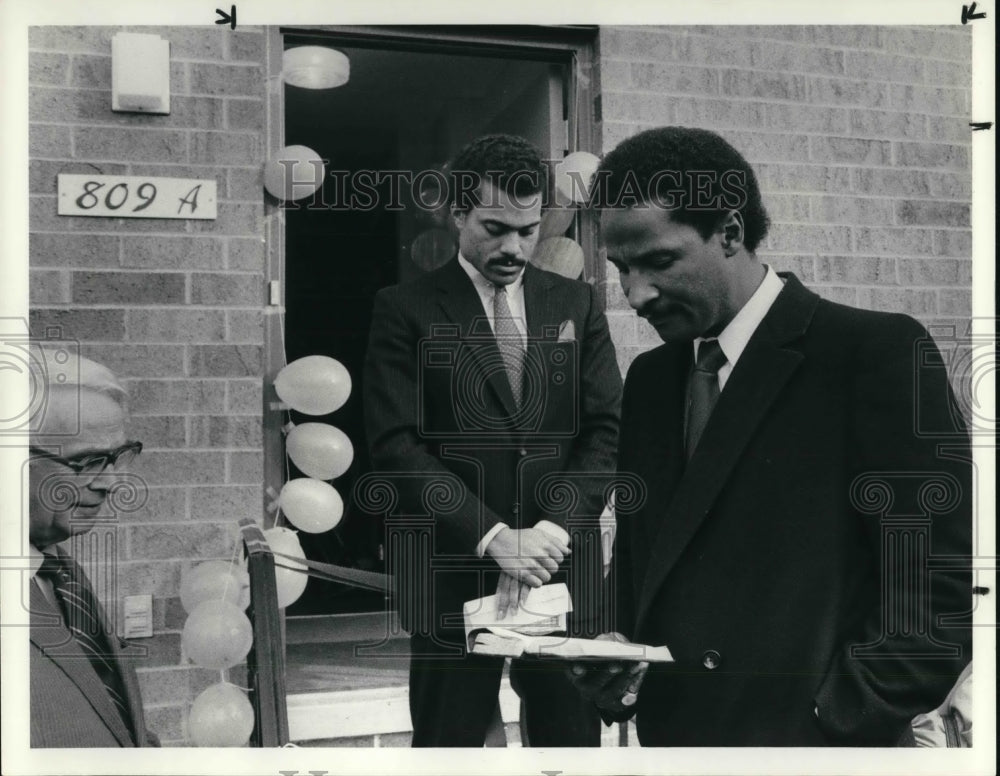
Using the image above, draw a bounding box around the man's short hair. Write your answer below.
[593,127,771,252]
[30,348,127,436]
[449,134,547,210]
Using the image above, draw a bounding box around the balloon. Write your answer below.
[538,207,575,240]
[279,477,344,533]
[263,526,308,608]
[187,682,255,747]
[181,600,253,670]
[553,151,601,205]
[532,237,585,279]
[180,561,251,613]
[274,355,351,416]
[286,423,354,480]
[410,228,456,272]
[263,144,325,201]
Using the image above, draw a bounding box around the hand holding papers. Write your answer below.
[568,632,652,723]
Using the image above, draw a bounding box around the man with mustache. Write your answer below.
[569,126,972,746]
[365,134,622,746]
[28,349,157,747]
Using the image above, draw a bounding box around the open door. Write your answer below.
[276,28,592,625]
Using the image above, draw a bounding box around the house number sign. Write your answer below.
[57,174,217,220]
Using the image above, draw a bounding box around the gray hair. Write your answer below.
[30,347,127,434]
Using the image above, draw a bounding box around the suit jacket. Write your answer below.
[613,273,971,746]
[364,259,622,637]
[30,547,156,748]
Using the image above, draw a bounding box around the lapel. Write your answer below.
[29,566,137,747]
[434,259,553,420]
[634,344,690,547]
[521,262,559,339]
[634,274,820,631]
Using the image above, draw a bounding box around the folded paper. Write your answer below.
[463,583,673,662]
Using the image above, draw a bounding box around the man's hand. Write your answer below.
[485,526,569,588]
[495,572,533,619]
[566,632,649,721]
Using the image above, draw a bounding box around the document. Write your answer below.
[463,583,673,662]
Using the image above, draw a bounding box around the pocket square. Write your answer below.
[557,320,576,342]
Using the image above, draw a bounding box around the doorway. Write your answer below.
[277,27,593,619]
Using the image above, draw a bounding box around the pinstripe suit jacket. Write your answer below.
[29,547,156,748]
[364,259,622,637]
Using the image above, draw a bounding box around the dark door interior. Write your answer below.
[282,35,565,615]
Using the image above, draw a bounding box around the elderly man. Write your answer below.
[570,126,972,746]
[28,349,156,747]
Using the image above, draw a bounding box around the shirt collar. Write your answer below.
[457,252,525,295]
[29,544,45,577]
[695,265,784,366]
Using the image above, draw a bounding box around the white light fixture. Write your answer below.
[111,32,170,114]
[282,46,350,90]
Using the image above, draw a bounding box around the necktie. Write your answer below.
[685,339,727,459]
[493,285,525,406]
[38,555,135,740]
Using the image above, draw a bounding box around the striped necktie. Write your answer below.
[685,339,727,459]
[493,284,525,406]
[38,555,135,741]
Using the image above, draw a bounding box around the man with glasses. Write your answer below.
[28,349,157,747]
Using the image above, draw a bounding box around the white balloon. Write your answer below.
[286,423,354,480]
[263,145,325,201]
[274,355,352,416]
[280,478,344,533]
[181,600,253,670]
[531,237,585,279]
[188,682,254,747]
[262,526,308,608]
[554,151,601,205]
[180,561,251,613]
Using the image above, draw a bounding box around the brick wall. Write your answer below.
[28,26,267,745]
[594,26,972,373]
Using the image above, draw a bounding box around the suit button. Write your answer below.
[518,448,527,457]
[702,650,721,670]
[511,502,520,516]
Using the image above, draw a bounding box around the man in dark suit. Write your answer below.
[570,126,972,746]
[364,135,622,746]
[28,350,157,747]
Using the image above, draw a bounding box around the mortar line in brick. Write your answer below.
[609,80,970,107]
[145,447,263,453]
[735,66,968,93]
[704,31,966,64]
[601,50,970,73]
[599,116,973,146]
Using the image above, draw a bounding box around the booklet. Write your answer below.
[462,583,674,663]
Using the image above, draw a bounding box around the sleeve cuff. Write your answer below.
[476,522,509,558]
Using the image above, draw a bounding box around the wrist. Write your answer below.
[484,525,511,557]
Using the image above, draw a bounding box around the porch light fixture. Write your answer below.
[282,46,350,89]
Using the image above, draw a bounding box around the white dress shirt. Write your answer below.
[457,253,528,345]
[694,265,785,390]
[29,543,60,608]
[456,254,569,556]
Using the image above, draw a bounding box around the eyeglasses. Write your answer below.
[29,441,143,480]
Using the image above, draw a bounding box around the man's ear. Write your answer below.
[451,204,466,230]
[720,211,745,257]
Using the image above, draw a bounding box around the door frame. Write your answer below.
[263,25,600,634]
